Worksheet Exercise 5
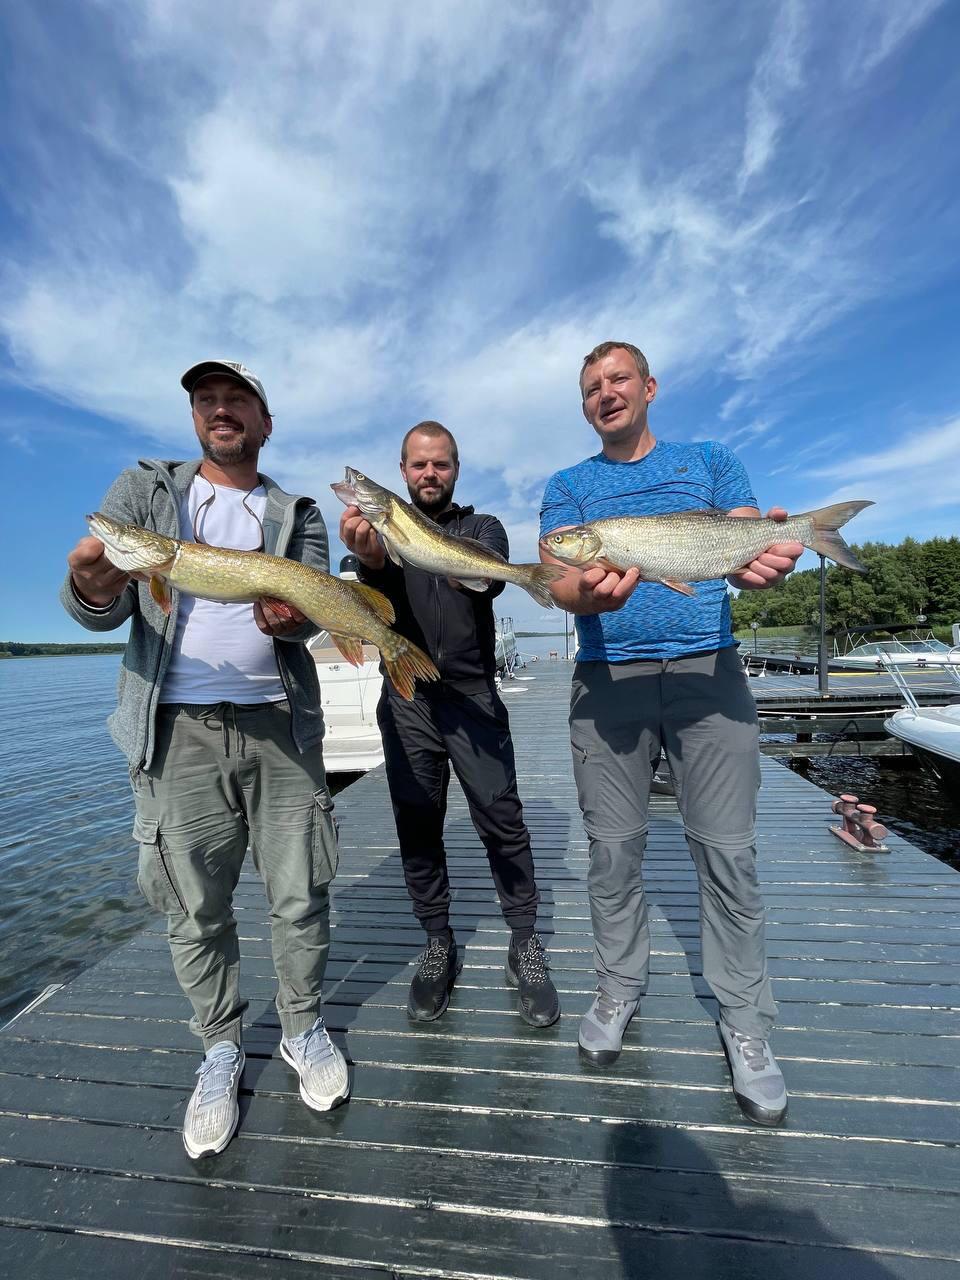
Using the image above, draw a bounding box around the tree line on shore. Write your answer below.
[731,535,960,634]
[1,642,126,659]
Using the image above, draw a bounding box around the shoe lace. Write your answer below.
[730,1031,771,1072]
[515,934,550,985]
[195,1042,241,1106]
[415,938,451,981]
[288,1018,336,1069]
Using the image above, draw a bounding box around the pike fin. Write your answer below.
[383,638,440,701]
[261,596,299,622]
[329,633,365,666]
[454,577,491,592]
[660,578,696,597]
[149,575,172,615]
[349,581,395,624]
[516,563,564,609]
[801,500,873,572]
[456,536,507,563]
[382,535,403,567]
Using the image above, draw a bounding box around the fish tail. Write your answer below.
[382,636,440,700]
[513,564,565,609]
[801,500,873,572]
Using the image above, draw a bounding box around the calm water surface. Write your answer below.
[1,651,957,1023]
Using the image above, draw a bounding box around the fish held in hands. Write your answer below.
[86,512,439,699]
[539,501,874,596]
[332,467,564,607]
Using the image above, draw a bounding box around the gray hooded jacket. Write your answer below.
[61,459,328,769]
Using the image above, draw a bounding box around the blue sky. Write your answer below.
[2,0,958,642]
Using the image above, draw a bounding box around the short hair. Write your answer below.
[401,420,459,466]
[579,341,650,393]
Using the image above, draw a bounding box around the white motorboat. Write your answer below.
[309,633,384,775]
[831,625,960,671]
[882,656,960,796]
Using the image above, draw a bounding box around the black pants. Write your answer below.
[377,684,540,935]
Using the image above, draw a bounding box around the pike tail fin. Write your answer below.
[802,500,873,572]
[515,563,566,609]
[382,636,440,700]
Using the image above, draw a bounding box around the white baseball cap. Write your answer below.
[181,359,270,414]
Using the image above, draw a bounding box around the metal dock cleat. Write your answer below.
[829,793,891,853]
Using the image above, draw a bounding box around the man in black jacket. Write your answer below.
[340,421,560,1028]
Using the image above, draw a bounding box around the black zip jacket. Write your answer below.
[356,503,507,694]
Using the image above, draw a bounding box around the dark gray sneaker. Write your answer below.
[506,934,561,1027]
[408,935,461,1021]
[718,1021,788,1126]
[578,991,639,1065]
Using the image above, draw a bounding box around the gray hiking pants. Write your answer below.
[570,647,777,1038]
[130,701,339,1051]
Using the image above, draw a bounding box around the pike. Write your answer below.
[86,512,439,700]
[540,500,874,596]
[332,467,565,607]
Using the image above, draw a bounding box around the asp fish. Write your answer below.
[332,467,564,607]
[87,512,439,699]
[540,500,873,596]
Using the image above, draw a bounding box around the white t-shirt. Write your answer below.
[159,478,286,705]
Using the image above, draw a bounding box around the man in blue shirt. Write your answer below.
[539,341,802,1126]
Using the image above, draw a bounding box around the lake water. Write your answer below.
[2,651,957,1024]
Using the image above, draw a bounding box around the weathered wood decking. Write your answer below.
[1,662,959,1278]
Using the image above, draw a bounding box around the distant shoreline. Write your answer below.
[1,644,125,659]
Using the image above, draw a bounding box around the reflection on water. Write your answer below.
[783,752,960,871]
[0,655,359,1024]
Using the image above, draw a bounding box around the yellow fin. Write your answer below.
[149,575,172,615]
[383,637,439,700]
[349,581,395,624]
[330,634,365,666]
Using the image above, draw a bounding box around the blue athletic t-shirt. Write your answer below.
[539,440,757,662]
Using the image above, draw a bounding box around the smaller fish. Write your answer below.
[540,500,873,595]
[332,467,565,607]
[86,512,439,700]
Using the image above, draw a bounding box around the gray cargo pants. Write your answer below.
[570,647,776,1038]
[130,701,339,1051]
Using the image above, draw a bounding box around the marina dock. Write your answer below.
[1,660,958,1278]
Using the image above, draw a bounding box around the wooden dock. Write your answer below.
[1,661,959,1278]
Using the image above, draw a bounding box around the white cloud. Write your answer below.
[0,0,955,556]
[738,0,807,191]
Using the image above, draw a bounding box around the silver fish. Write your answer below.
[540,501,873,595]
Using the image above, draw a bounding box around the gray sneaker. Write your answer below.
[280,1017,350,1112]
[578,991,639,1065]
[718,1021,788,1126]
[182,1040,245,1159]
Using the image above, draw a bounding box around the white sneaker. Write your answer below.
[280,1017,350,1111]
[718,1021,788,1126]
[182,1041,245,1159]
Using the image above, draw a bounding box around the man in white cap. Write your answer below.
[62,360,349,1158]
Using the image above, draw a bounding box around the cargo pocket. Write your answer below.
[311,787,340,887]
[134,814,186,916]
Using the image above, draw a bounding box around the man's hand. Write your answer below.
[727,507,804,591]
[579,564,642,610]
[254,600,308,637]
[339,505,386,570]
[67,536,131,607]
